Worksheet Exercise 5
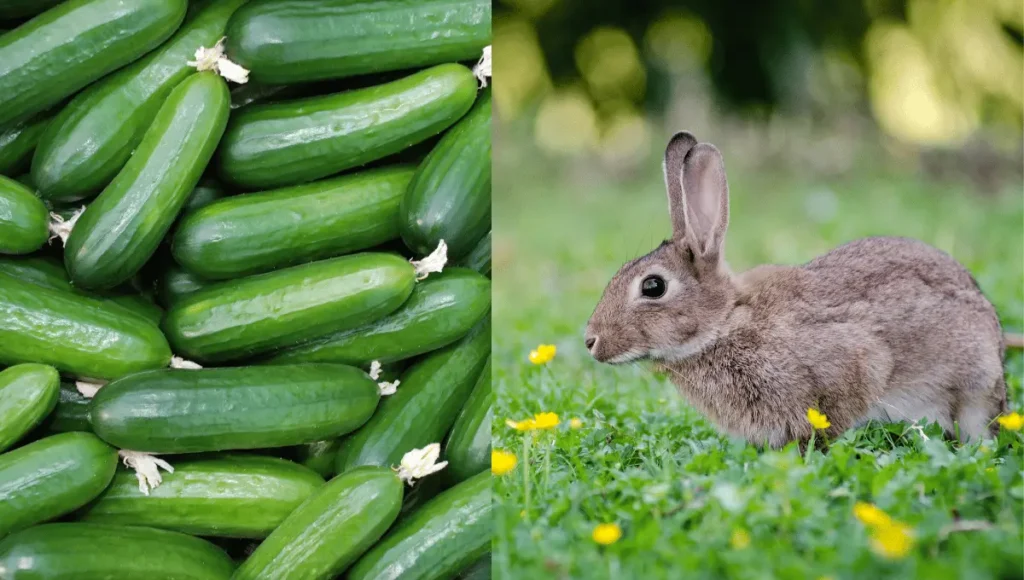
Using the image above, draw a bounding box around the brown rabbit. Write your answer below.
[585,132,1007,448]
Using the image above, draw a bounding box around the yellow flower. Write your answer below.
[997,412,1023,431]
[869,521,914,559]
[592,523,622,545]
[806,408,831,430]
[506,412,560,431]
[570,417,583,429]
[730,528,751,549]
[529,344,557,365]
[853,502,892,528]
[505,418,533,431]
[491,450,517,476]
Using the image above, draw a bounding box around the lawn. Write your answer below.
[491,153,1024,580]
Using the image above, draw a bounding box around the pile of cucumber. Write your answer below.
[0,0,492,578]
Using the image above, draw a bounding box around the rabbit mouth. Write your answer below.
[605,349,647,364]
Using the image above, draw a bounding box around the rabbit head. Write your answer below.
[585,132,737,364]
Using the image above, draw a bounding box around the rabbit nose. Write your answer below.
[585,336,597,351]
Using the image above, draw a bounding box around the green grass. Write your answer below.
[491,160,1024,580]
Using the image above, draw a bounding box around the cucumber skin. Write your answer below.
[0,0,63,19]
[218,64,478,190]
[173,166,415,280]
[182,179,225,216]
[0,523,235,579]
[0,432,118,536]
[348,471,492,580]
[40,382,91,434]
[458,230,491,276]
[162,252,416,363]
[156,262,208,308]
[0,0,187,127]
[0,112,50,175]
[0,364,59,452]
[31,0,247,202]
[457,555,492,580]
[78,455,325,539]
[90,364,380,454]
[444,358,491,484]
[234,466,403,580]
[268,268,491,367]
[0,175,48,255]
[401,90,491,259]
[226,0,491,84]
[64,72,230,290]
[335,318,491,473]
[0,272,172,381]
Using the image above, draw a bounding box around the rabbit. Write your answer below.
[584,131,1007,448]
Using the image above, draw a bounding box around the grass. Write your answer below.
[491,156,1024,580]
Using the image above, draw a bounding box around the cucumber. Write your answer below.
[78,455,324,538]
[162,252,416,362]
[31,0,247,202]
[0,0,63,19]
[218,64,478,190]
[401,89,491,259]
[0,0,187,127]
[348,471,492,580]
[182,178,225,216]
[40,382,91,434]
[173,166,414,280]
[64,72,230,289]
[458,230,491,275]
[90,364,380,453]
[0,175,47,254]
[233,466,404,580]
[156,262,208,308]
[0,272,171,380]
[444,358,491,483]
[226,0,491,84]
[335,318,490,473]
[0,432,117,536]
[458,555,492,580]
[268,268,490,367]
[0,111,50,175]
[0,523,235,579]
[0,364,59,452]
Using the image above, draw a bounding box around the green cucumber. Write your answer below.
[458,555,492,580]
[0,272,171,380]
[90,364,379,453]
[0,432,117,536]
[162,252,415,362]
[458,230,491,275]
[156,262,208,308]
[31,0,247,202]
[401,89,491,259]
[335,318,490,473]
[173,166,414,279]
[233,466,404,580]
[0,111,50,175]
[226,0,491,84]
[444,358,491,483]
[0,0,187,127]
[40,383,91,434]
[0,175,47,255]
[0,0,63,19]
[0,523,235,579]
[78,455,324,538]
[348,471,492,580]
[64,72,230,289]
[182,178,226,216]
[218,64,478,190]
[268,268,490,367]
[0,364,59,452]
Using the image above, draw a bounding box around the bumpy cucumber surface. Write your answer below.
[218,64,478,190]
[458,230,491,275]
[0,364,59,452]
[226,0,491,84]
[0,175,48,255]
[31,0,246,202]
[269,268,490,367]
[0,0,186,127]
[64,72,230,289]
[90,364,380,453]
[444,358,491,483]
[0,432,117,536]
[173,166,414,279]
[0,112,50,175]
[162,252,416,362]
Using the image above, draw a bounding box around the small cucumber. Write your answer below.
[155,262,208,308]
[0,364,59,452]
[182,178,226,216]
[0,0,187,127]
[233,466,404,580]
[335,318,491,473]
[0,523,235,579]
[0,111,51,175]
[162,252,415,362]
[0,432,117,536]
[39,383,91,434]
[458,231,491,275]
[268,268,490,367]
[90,364,380,454]
[401,90,491,259]
[444,358,491,483]
[348,471,492,580]
[218,64,478,190]
[0,175,47,255]
[78,455,324,538]
[173,166,414,279]
[0,272,172,380]
[64,72,230,289]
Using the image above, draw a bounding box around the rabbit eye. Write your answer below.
[641,275,666,298]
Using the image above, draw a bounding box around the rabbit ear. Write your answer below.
[663,132,698,239]
[680,143,729,261]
